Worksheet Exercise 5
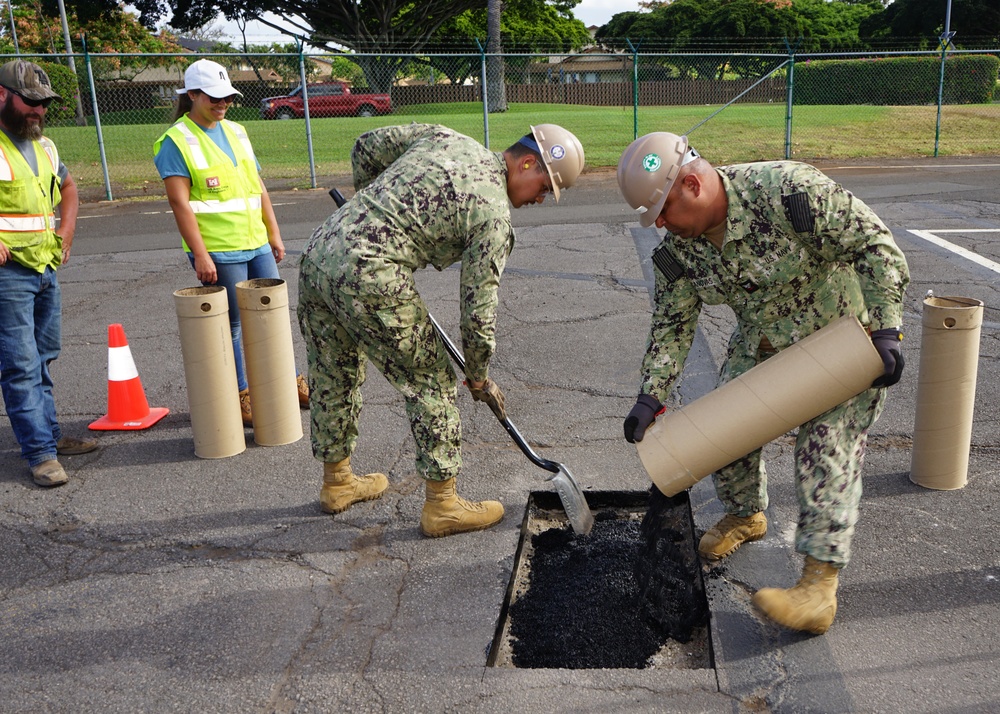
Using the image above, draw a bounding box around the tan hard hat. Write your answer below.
[617,132,691,227]
[530,124,585,202]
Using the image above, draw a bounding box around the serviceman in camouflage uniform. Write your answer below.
[298,123,584,537]
[617,132,908,634]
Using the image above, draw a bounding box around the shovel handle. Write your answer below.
[428,314,560,474]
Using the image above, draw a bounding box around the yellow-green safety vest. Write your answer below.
[0,131,62,272]
[154,115,268,253]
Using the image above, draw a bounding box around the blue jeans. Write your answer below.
[0,262,62,467]
[189,251,279,391]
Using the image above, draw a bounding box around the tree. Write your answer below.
[595,0,888,77]
[206,38,320,84]
[486,0,507,113]
[791,0,882,52]
[0,0,180,81]
[419,0,591,87]
[596,0,799,78]
[859,0,1000,47]
[61,0,489,93]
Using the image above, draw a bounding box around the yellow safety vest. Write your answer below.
[154,115,268,253]
[0,131,62,272]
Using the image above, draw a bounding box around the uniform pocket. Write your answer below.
[374,300,441,372]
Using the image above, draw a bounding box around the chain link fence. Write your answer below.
[16,47,1000,202]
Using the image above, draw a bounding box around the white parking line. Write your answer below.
[907,229,1000,275]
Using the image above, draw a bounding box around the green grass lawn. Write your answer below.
[46,101,1000,199]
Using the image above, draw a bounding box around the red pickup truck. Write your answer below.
[259,81,392,120]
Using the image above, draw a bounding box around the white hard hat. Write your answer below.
[530,123,585,202]
[617,132,698,227]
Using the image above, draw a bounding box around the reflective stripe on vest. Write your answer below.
[0,213,55,231]
[0,137,57,181]
[0,144,13,181]
[38,137,59,173]
[226,122,257,164]
[172,120,254,170]
[189,196,263,214]
[172,123,210,169]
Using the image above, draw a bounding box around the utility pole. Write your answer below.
[6,0,18,54]
[56,0,87,125]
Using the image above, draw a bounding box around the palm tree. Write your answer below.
[486,0,507,112]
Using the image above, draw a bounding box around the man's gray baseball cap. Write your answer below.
[0,60,62,102]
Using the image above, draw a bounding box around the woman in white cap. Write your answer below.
[154,58,308,426]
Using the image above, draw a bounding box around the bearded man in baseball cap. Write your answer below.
[0,60,99,488]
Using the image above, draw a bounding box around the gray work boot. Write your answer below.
[698,511,767,561]
[320,457,388,514]
[31,459,68,487]
[420,477,504,538]
[752,556,840,635]
[56,436,99,455]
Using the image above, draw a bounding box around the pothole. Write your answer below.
[489,488,711,669]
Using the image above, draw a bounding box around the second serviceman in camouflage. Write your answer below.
[298,123,584,537]
[617,132,908,634]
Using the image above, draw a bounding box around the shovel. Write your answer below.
[328,188,593,535]
[428,315,594,536]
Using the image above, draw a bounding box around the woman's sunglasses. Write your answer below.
[203,93,237,105]
[2,86,54,109]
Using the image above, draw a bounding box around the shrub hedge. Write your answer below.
[794,54,998,105]
[34,60,80,126]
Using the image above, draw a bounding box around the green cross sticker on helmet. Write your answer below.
[617,132,690,227]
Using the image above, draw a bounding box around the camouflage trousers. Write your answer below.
[710,348,887,568]
[297,259,462,481]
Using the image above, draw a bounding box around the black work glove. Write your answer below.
[468,378,507,421]
[871,328,904,387]
[624,394,665,443]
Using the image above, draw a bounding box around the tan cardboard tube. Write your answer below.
[909,295,984,490]
[173,286,246,459]
[636,315,885,496]
[236,278,303,446]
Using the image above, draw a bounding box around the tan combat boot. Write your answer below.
[296,374,309,409]
[320,458,389,514]
[238,388,253,427]
[420,478,504,538]
[698,512,767,561]
[752,556,840,635]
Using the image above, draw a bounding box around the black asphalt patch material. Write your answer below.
[506,489,708,669]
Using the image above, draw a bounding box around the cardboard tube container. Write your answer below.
[173,286,246,459]
[636,315,885,497]
[236,278,303,446]
[909,295,984,490]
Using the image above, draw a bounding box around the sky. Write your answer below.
[216,0,648,45]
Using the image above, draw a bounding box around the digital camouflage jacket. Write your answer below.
[641,161,909,400]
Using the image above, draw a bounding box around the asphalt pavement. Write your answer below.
[2,158,1000,713]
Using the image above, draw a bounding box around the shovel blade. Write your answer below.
[546,464,594,536]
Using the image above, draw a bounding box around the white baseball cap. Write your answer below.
[177,59,242,98]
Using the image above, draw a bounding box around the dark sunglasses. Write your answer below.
[204,93,237,105]
[3,86,54,108]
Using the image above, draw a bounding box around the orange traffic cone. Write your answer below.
[89,324,169,431]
